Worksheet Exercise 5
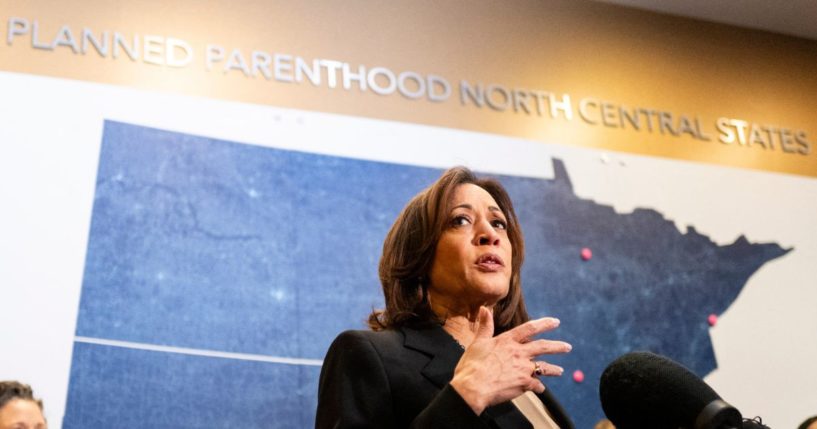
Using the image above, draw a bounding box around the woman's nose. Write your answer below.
[478,235,499,245]
[476,221,501,246]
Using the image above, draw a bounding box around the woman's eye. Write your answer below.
[452,215,471,227]
[492,219,508,230]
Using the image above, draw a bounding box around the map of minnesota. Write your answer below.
[66,121,790,428]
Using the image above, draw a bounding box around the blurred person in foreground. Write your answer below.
[316,167,574,428]
[594,418,615,429]
[799,416,817,429]
[0,381,46,429]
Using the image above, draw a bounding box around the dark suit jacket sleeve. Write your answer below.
[412,384,489,429]
[316,330,488,429]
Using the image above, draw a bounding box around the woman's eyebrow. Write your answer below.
[452,204,504,216]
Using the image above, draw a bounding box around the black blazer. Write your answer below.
[316,325,575,429]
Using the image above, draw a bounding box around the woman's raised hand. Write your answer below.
[449,306,572,415]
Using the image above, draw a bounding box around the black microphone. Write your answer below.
[599,351,743,429]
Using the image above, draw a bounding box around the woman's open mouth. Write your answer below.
[475,253,505,271]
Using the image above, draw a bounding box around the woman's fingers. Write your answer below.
[526,377,546,394]
[507,317,561,343]
[451,315,569,411]
[524,339,572,356]
[531,360,565,377]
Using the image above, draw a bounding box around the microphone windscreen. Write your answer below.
[599,351,720,429]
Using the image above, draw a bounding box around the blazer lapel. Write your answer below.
[401,325,464,389]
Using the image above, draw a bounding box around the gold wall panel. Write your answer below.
[2,0,815,176]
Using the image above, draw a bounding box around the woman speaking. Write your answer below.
[316,167,574,428]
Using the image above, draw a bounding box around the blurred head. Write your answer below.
[799,416,817,429]
[0,381,46,429]
[594,419,616,429]
[370,166,528,333]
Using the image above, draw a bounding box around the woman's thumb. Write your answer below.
[475,306,494,339]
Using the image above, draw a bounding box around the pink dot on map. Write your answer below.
[708,314,718,327]
[580,248,592,261]
[573,370,585,383]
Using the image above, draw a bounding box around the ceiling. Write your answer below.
[592,0,817,41]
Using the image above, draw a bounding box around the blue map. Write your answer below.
[65,121,790,428]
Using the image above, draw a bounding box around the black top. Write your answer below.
[316,324,575,429]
